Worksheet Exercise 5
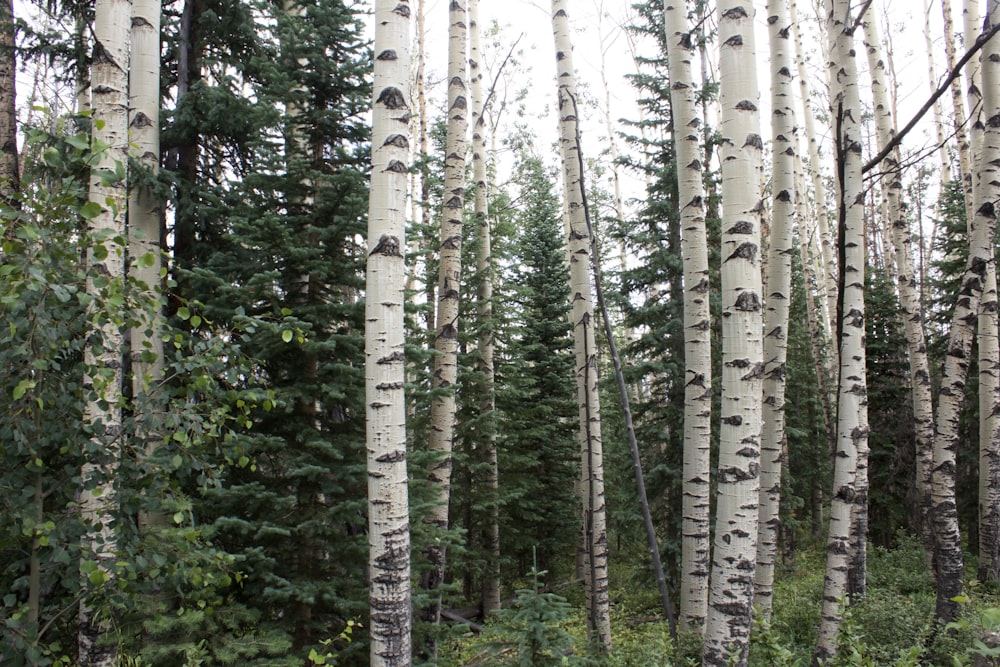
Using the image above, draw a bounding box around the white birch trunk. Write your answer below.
[790,0,836,370]
[366,1,412,663]
[425,0,468,624]
[964,0,1000,586]
[931,0,1000,625]
[703,0,764,663]
[551,0,612,650]
[663,0,711,634]
[755,0,795,619]
[79,0,131,663]
[862,11,936,577]
[924,0,953,183]
[469,0,501,616]
[814,0,870,660]
[942,0,977,227]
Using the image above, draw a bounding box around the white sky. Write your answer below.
[410,0,976,223]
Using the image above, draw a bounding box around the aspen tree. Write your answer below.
[924,0,953,183]
[702,0,764,662]
[814,0,869,660]
[755,0,795,619]
[79,0,131,663]
[366,1,412,663]
[129,0,163,565]
[790,0,836,364]
[663,0,711,634]
[931,0,1000,624]
[965,0,1000,585]
[0,0,16,203]
[469,0,501,616]
[424,0,468,645]
[942,0,976,226]
[862,10,936,579]
[551,0,612,651]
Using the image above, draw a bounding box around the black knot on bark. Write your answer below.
[383,133,409,149]
[725,241,758,263]
[735,99,758,112]
[734,290,761,312]
[722,6,749,19]
[722,415,743,426]
[385,159,408,173]
[745,133,764,149]
[727,220,753,235]
[393,3,411,18]
[130,111,154,129]
[377,49,398,61]
[723,34,744,47]
[776,189,791,202]
[376,86,408,109]
[370,234,402,257]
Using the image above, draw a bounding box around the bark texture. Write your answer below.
[663,0,711,634]
[551,0,612,651]
[0,0,17,203]
[755,0,795,619]
[79,0,131,663]
[469,0,501,616]
[703,1,764,663]
[862,10,936,577]
[814,0,870,661]
[931,0,1000,625]
[425,0,468,635]
[366,2,413,663]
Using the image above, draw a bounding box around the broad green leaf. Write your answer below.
[79,201,103,220]
[282,329,294,343]
[177,306,191,321]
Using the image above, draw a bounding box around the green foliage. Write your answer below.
[494,151,579,584]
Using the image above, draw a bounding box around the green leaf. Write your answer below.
[79,201,102,220]
[281,329,294,343]
[237,456,250,468]
[12,379,34,399]
[65,134,90,150]
[177,306,191,321]
[190,315,202,328]
[88,568,108,587]
[138,252,156,268]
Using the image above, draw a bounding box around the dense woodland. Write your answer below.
[3,0,1000,664]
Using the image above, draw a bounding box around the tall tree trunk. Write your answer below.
[790,0,836,371]
[943,0,977,227]
[703,0,764,663]
[468,0,501,617]
[925,0,953,183]
[663,0,711,635]
[551,0,612,651]
[931,0,1000,625]
[862,10,937,579]
[961,0,1000,586]
[79,0,131,664]
[425,0,468,646]
[814,0,870,661]
[755,0,795,620]
[366,2,413,664]
[0,0,17,205]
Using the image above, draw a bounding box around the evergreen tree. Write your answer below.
[495,153,578,584]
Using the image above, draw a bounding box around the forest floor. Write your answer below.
[438,536,1000,666]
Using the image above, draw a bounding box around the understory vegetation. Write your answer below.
[439,537,1000,666]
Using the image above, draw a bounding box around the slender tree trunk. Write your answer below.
[663,0,711,635]
[862,10,937,579]
[925,0,953,183]
[0,0,17,204]
[424,0,468,646]
[814,0,870,661]
[755,0,795,620]
[980,263,1000,582]
[703,0,764,663]
[366,2,413,664]
[551,0,612,651]
[790,0,836,370]
[943,0,977,228]
[931,2,1000,625]
[79,0,131,664]
[468,0,501,617]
